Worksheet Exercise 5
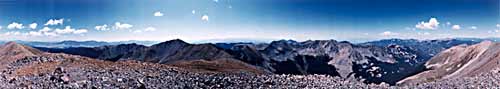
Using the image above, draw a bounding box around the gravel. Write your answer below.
[0,56,499,89]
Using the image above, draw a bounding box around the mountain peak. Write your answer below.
[0,41,43,56]
[4,41,19,46]
[156,39,188,45]
[477,40,493,45]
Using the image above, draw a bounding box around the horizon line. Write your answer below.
[1,37,498,44]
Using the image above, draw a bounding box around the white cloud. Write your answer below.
[6,23,88,37]
[418,32,431,35]
[40,27,52,32]
[415,18,440,30]
[95,24,110,31]
[29,23,38,29]
[4,31,21,36]
[55,26,76,34]
[16,26,66,37]
[114,22,133,30]
[493,24,500,34]
[54,26,88,34]
[423,32,430,35]
[29,27,58,37]
[134,27,157,33]
[488,30,500,34]
[154,11,164,17]
[379,31,399,36]
[144,27,156,31]
[43,32,58,37]
[73,29,88,34]
[7,22,24,29]
[451,25,461,30]
[0,26,2,30]
[202,14,209,22]
[470,26,477,30]
[98,23,133,31]
[45,19,64,26]
[446,22,451,25]
[192,10,196,14]
[28,31,43,36]
[133,30,143,33]
[213,0,219,3]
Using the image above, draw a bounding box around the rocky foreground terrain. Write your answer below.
[0,41,499,88]
[0,56,498,88]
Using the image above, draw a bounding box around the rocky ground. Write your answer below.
[0,55,498,89]
[400,68,500,88]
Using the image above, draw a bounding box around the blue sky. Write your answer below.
[0,0,498,42]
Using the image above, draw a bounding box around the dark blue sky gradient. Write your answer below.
[0,0,498,42]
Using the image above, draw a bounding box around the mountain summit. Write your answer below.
[0,42,46,71]
[0,42,43,56]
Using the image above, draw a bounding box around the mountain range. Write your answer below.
[3,41,265,72]
[30,38,494,85]
[0,41,271,88]
[0,40,159,48]
[398,41,500,85]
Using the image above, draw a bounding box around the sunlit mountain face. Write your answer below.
[0,0,497,43]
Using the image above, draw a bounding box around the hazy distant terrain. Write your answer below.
[0,40,159,48]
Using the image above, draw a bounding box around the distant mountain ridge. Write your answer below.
[0,40,159,48]
[36,39,234,63]
[5,37,498,48]
[361,38,480,62]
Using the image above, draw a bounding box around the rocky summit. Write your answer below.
[1,39,500,88]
